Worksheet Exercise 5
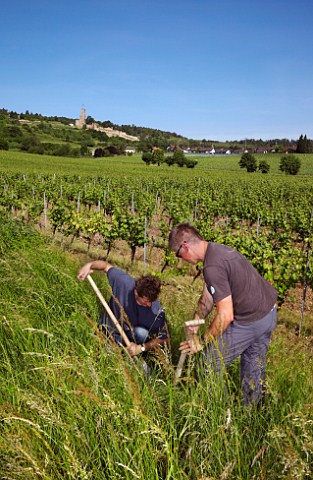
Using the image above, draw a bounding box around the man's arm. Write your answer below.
[180,295,234,355]
[184,283,214,338]
[77,260,113,280]
[127,337,169,356]
[127,313,170,357]
[194,283,214,319]
[202,295,234,341]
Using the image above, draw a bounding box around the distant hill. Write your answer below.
[0,107,306,158]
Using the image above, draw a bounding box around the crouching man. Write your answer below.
[77,260,169,356]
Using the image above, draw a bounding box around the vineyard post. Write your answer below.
[194,195,198,221]
[131,191,135,213]
[257,214,260,236]
[43,192,47,228]
[194,185,200,221]
[98,200,101,213]
[299,242,311,335]
[143,216,147,274]
[77,191,80,213]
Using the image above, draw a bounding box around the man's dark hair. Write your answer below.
[168,223,203,251]
[135,275,161,301]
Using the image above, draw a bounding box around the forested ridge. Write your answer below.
[1,107,311,156]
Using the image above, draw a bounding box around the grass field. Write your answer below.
[0,151,312,479]
[1,149,313,176]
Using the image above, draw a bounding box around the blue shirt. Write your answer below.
[103,267,168,340]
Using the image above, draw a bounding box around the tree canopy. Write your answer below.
[279,155,301,175]
[239,153,257,172]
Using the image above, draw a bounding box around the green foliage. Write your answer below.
[17,132,81,157]
[21,134,41,152]
[142,152,153,165]
[0,211,41,254]
[0,151,313,291]
[85,115,95,124]
[296,134,313,153]
[48,200,73,234]
[164,155,176,166]
[152,148,164,166]
[113,210,147,262]
[239,152,257,172]
[201,226,306,305]
[280,154,301,175]
[94,147,105,158]
[258,159,270,173]
[0,138,9,150]
[80,143,89,156]
[22,199,44,223]
[7,124,23,138]
[0,110,125,158]
[173,150,186,166]
[185,158,198,168]
[163,151,197,168]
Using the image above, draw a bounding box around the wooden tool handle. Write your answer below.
[87,274,131,346]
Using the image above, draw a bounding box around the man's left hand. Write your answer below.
[127,343,143,357]
[179,336,203,355]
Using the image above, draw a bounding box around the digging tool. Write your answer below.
[86,274,149,371]
[174,318,205,383]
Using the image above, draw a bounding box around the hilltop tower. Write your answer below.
[75,106,86,128]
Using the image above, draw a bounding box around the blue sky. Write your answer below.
[1,0,312,141]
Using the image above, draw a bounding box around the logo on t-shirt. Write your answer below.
[210,286,215,295]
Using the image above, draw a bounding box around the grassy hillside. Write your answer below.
[0,114,133,157]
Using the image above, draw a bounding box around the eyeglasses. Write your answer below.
[175,242,186,258]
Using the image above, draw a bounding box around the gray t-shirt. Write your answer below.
[203,243,277,323]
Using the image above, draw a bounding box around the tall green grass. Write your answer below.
[0,212,312,479]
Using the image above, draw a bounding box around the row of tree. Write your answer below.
[142,149,197,168]
[296,134,313,153]
[239,153,301,175]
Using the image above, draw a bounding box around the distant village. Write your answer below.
[171,145,297,156]
[73,108,298,156]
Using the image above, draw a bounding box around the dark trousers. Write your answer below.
[201,306,277,405]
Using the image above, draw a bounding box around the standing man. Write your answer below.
[169,223,277,406]
[77,260,168,357]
